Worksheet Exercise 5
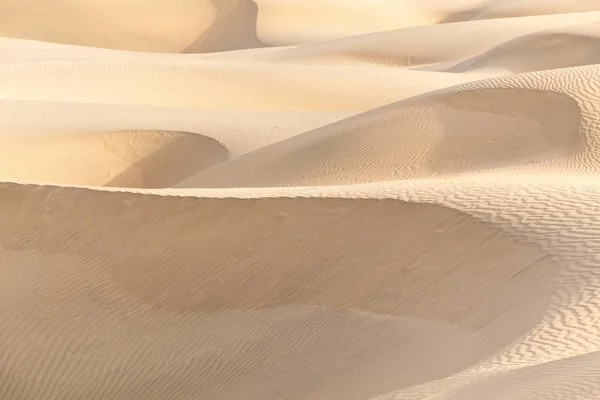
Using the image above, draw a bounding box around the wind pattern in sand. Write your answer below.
[2,1,600,399]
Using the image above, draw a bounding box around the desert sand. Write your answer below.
[1,1,600,399]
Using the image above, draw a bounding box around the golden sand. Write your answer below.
[2,1,600,399]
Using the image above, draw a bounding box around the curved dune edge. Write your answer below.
[254,11,600,68]
[0,100,355,159]
[472,0,600,20]
[183,0,265,53]
[449,23,600,74]
[3,0,600,53]
[0,130,228,188]
[4,178,600,399]
[0,0,264,53]
[0,180,560,399]
[177,65,590,188]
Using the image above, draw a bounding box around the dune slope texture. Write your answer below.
[2,1,600,399]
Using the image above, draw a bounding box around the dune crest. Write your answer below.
[0,130,228,188]
[0,182,559,399]
[449,24,600,74]
[177,70,584,187]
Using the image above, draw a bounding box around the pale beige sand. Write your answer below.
[2,1,600,400]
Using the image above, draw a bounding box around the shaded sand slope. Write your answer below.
[473,0,600,20]
[449,23,600,74]
[9,28,600,189]
[181,0,264,53]
[207,0,600,47]
[253,11,600,68]
[0,34,476,189]
[5,178,600,399]
[252,0,471,45]
[0,0,486,50]
[178,65,594,188]
[0,98,354,187]
[3,0,600,52]
[0,100,353,156]
[0,130,228,188]
[0,182,558,400]
[0,0,264,53]
[0,99,354,187]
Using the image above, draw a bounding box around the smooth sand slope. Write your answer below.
[3,1,600,400]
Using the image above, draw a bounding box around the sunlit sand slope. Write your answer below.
[0,59,471,111]
[255,12,600,68]
[178,65,594,188]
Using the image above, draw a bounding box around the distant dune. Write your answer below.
[2,1,600,399]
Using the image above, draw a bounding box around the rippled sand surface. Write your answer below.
[2,1,600,399]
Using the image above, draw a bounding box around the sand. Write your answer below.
[1,1,600,399]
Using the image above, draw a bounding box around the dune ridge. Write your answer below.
[3,1,600,399]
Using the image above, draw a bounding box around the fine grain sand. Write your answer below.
[2,1,600,399]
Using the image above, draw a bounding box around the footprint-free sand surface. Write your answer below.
[2,1,600,399]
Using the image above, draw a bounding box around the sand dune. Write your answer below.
[252,11,600,70]
[0,0,218,52]
[0,130,228,188]
[0,58,471,111]
[449,24,600,74]
[177,67,587,187]
[0,0,264,53]
[473,0,600,20]
[0,182,559,399]
[3,1,600,400]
